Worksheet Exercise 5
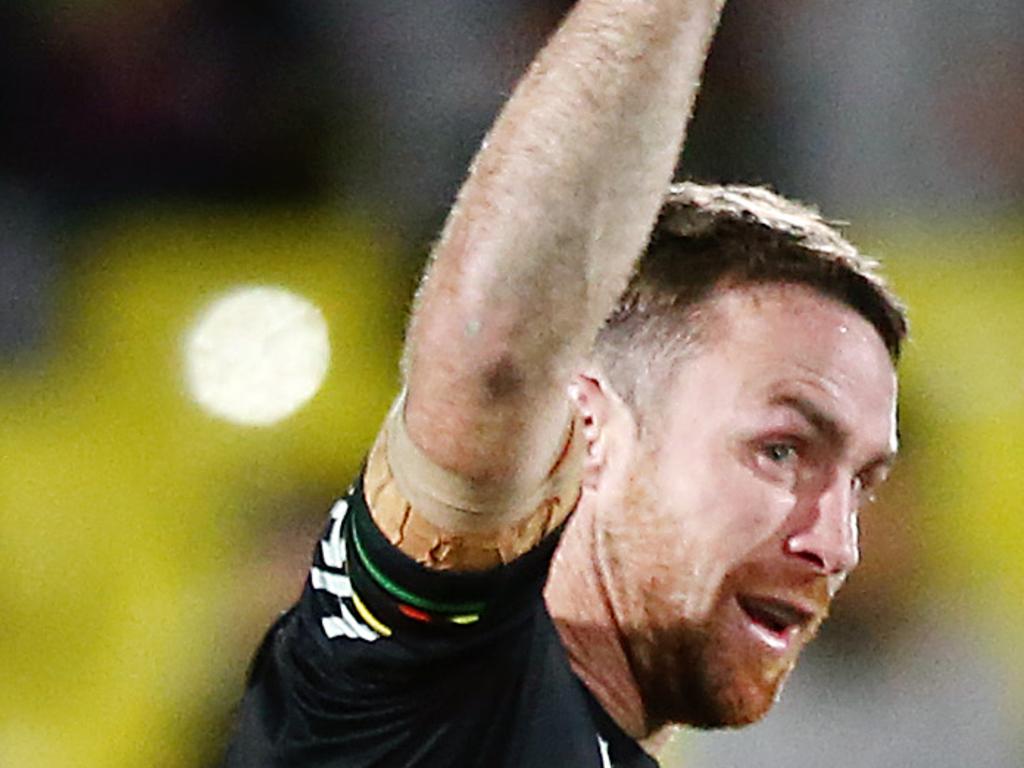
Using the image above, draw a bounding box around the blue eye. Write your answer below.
[764,444,797,463]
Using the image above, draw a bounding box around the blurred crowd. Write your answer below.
[4,0,1023,360]
[1,2,1022,766]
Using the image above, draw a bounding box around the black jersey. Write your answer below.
[225,471,657,768]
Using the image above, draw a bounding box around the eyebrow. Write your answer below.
[770,394,898,470]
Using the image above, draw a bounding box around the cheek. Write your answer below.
[718,464,794,549]
[658,444,791,555]
[608,435,795,623]
[646,450,793,616]
[600,467,705,624]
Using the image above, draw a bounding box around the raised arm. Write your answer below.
[402,0,725,518]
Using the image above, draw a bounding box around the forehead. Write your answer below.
[675,283,898,449]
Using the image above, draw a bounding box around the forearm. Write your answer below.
[405,0,725,489]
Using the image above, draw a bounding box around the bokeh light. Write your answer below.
[185,286,331,426]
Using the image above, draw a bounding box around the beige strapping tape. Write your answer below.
[384,391,583,534]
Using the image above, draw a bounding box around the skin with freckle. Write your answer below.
[547,283,898,730]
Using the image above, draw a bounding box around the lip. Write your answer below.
[736,594,816,653]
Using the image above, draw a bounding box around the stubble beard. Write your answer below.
[624,574,821,731]
[610,458,826,731]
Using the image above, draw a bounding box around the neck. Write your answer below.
[544,497,650,741]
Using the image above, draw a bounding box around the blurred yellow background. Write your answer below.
[0,208,407,766]
[2,209,1021,767]
[1,1,1022,765]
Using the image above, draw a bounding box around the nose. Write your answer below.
[784,472,860,577]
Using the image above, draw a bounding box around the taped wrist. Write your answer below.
[365,392,584,570]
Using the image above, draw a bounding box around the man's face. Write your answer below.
[597,283,898,729]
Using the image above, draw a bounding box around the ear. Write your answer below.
[567,371,616,492]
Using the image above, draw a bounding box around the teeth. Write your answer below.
[749,621,788,651]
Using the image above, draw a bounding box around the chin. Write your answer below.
[635,624,800,732]
[687,670,789,730]
[660,654,790,730]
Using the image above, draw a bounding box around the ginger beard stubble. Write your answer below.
[597,417,831,731]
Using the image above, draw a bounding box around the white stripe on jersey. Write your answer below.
[321,616,357,640]
[330,498,350,520]
[338,600,380,642]
[320,535,346,569]
[319,507,348,569]
[314,494,380,643]
[321,603,379,642]
[311,567,352,598]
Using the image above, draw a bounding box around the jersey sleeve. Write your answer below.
[225,461,575,767]
[226,389,590,767]
[300,467,568,661]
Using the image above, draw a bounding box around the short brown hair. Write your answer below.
[594,182,908,412]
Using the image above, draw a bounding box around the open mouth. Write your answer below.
[737,594,814,651]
